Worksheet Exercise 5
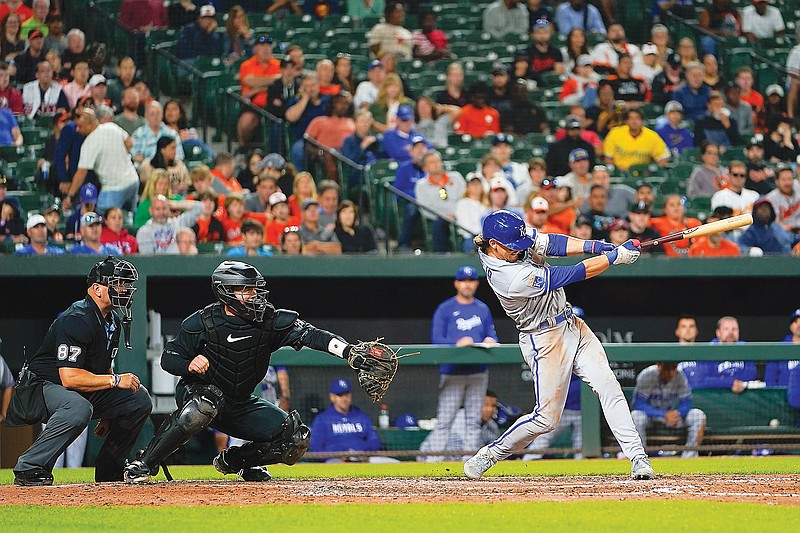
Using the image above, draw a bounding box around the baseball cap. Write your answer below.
[27,29,43,40]
[88,74,107,87]
[395,413,419,430]
[455,265,479,281]
[258,152,286,171]
[667,52,682,69]
[564,115,582,129]
[575,214,592,227]
[43,203,59,215]
[301,198,319,210]
[410,135,427,146]
[488,177,507,191]
[533,19,551,31]
[26,214,46,230]
[80,211,102,228]
[576,54,593,67]
[396,105,414,121]
[651,23,668,35]
[254,34,274,45]
[766,84,785,97]
[641,43,658,56]
[268,192,288,207]
[609,218,629,231]
[492,65,509,76]
[664,100,684,114]
[629,200,653,214]
[199,4,216,17]
[80,183,98,204]
[790,309,800,323]
[368,59,384,71]
[746,136,764,148]
[492,133,514,146]
[531,197,549,213]
[330,378,352,395]
[569,148,589,163]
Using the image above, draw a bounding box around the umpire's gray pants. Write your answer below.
[419,371,489,460]
[15,381,152,479]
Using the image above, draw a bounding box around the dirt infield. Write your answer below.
[2,475,799,506]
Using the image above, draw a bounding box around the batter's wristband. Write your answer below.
[604,248,618,265]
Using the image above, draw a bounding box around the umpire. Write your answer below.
[10,256,152,486]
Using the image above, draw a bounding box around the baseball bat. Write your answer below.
[640,212,753,250]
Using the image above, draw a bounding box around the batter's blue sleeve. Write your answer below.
[546,264,588,291]
[545,233,569,257]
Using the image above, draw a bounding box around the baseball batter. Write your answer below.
[463,210,654,480]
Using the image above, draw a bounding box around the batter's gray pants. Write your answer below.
[522,408,583,460]
[419,371,489,461]
[631,408,707,457]
[15,380,152,481]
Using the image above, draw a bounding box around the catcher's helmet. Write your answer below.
[87,255,138,309]
[482,210,533,251]
[212,261,270,322]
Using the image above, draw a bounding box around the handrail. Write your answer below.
[661,11,724,42]
[304,133,369,213]
[222,87,286,153]
[303,134,364,171]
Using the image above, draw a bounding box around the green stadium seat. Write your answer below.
[680,147,701,163]
[669,163,696,190]
[627,163,662,178]
[0,145,25,163]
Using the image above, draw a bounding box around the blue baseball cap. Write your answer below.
[368,59,384,71]
[455,265,479,281]
[80,183,98,204]
[569,148,590,163]
[330,378,352,395]
[396,105,414,121]
[791,309,800,322]
[410,135,427,146]
[395,413,419,430]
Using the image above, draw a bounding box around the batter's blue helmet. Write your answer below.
[482,210,534,251]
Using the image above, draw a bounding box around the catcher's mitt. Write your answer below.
[346,339,417,402]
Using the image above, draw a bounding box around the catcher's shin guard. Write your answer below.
[224,410,310,469]
[137,384,224,474]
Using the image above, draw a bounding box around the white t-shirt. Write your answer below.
[78,122,139,191]
[369,23,413,60]
[741,5,785,39]
[765,180,800,229]
[353,80,379,109]
[786,44,800,79]
[710,187,760,216]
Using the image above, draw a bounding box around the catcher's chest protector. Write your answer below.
[201,304,273,400]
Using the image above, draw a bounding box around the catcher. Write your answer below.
[124,260,400,483]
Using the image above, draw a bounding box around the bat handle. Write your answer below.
[640,239,658,250]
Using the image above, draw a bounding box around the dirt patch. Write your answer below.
[2,475,799,506]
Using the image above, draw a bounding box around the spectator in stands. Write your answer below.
[591,22,641,76]
[635,180,657,208]
[286,72,329,171]
[113,87,144,136]
[736,67,764,112]
[678,36,700,66]
[64,107,140,212]
[475,154,519,207]
[99,207,138,255]
[191,189,225,244]
[723,84,754,138]
[694,90,743,149]
[368,73,412,134]
[487,176,522,217]
[688,206,741,256]
[673,62,711,122]
[555,0,605,36]
[455,174,488,252]
[414,96,460,149]
[15,214,64,255]
[163,98,209,159]
[516,157,547,202]
[631,362,707,458]
[335,200,377,253]
[764,310,800,387]
[738,198,795,254]
[633,43,662,87]
[701,53,725,92]
[526,196,563,234]
[687,316,757,392]
[540,178,578,234]
[131,102,183,168]
[235,34,281,149]
[627,201,661,253]
[278,226,302,255]
[14,28,46,84]
[699,0,741,57]
[606,54,649,106]
[765,164,800,232]
[168,0,198,28]
[580,184,612,239]
[583,165,634,219]
[1,13,24,65]
[42,203,62,243]
[560,29,590,75]
[393,136,427,251]
[317,60,339,95]
[711,160,759,215]
[605,108,670,172]
[224,5,252,62]
[264,191,299,247]
[43,14,66,56]
[656,101,694,156]
[288,171,317,218]
[586,81,621,137]
[382,104,430,164]
[651,53,683,107]
[547,115,596,178]
[410,11,449,63]
[743,138,776,195]
[489,133,528,189]
[44,48,65,84]
[487,65,515,131]
[54,111,86,199]
[245,164,279,212]
[20,0,48,36]
[0,104,20,146]
[62,59,90,109]
[527,19,563,79]
[107,57,138,111]
[483,0,528,39]
[353,59,384,110]
[758,84,787,134]
[415,150,465,252]
[134,168,180,228]
[508,78,549,135]
[60,29,87,73]
[70,212,121,255]
[453,82,500,139]
[65,182,98,239]
[341,109,380,188]
[330,54,355,97]
[173,226,196,255]
[209,152,243,194]
[136,195,202,254]
[763,114,800,163]
[316,179,340,229]
[84,75,112,110]
[305,94,356,181]
[0,188,25,242]
[437,62,467,108]
[298,197,342,255]
[369,2,412,60]
[175,5,225,64]
[560,54,600,107]
[687,141,726,198]
[120,0,168,33]
[742,0,785,41]
[226,219,272,257]
[651,194,702,256]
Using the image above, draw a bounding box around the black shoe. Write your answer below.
[213,450,236,475]
[123,459,153,483]
[238,466,271,482]
[13,468,54,486]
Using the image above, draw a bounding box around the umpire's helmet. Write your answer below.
[482,210,534,251]
[212,261,270,322]
[87,255,138,309]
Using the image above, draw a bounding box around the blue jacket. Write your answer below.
[679,358,757,389]
[673,85,711,122]
[54,122,91,185]
[765,359,800,387]
[70,243,121,255]
[431,296,498,375]
[341,133,383,187]
[393,160,425,198]
[381,129,431,164]
[788,364,800,409]
[656,123,694,154]
[286,95,329,141]
[176,22,227,60]
[738,222,794,255]
[16,244,65,255]
[309,404,381,453]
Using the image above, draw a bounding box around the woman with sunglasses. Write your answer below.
[463,209,653,481]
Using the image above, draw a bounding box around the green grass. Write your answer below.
[2,455,798,484]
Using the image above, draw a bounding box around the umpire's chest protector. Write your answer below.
[200,304,274,400]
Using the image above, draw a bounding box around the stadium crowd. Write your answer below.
[0,0,799,256]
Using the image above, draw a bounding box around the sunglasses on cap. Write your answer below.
[540,178,558,189]
[535,19,551,26]
[283,226,300,234]
[336,52,352,60]
[83,213,101,225]
[256,35,274,45]
[592,164,608,173]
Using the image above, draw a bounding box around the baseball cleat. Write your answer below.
[213,450,236,475]
[13,468,54,486]
[123,460,152,483]
[630,455,655,480]
[238,466,272,482]
[463,446,497,479]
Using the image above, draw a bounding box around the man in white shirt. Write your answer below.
[63,107,140,212]
[741,0,785,41]
[711,161,760,216]
[765,164,800,231]
[353,60,385,110]
[482,0,529,40]
[489,133,528,191]
[786,26,800,118]
[591,22,641,75]
[136,195,203,254]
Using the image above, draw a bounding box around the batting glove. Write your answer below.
[583,239,615,255]
[605,239,641,265]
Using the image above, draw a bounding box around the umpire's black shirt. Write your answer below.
[28,297,121,385]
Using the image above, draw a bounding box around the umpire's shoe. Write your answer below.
[13,468,54,486]
[123,460,153,483]
[213,450,272,482]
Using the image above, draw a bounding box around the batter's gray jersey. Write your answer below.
[478,249,567,333]
[765,181,800,229]
[633,365,692,411]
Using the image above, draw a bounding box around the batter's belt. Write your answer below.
[532,306,575,332]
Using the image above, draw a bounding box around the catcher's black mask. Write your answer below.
[212,260,270,322]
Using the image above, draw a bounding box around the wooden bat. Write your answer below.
[640,212,753,250]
